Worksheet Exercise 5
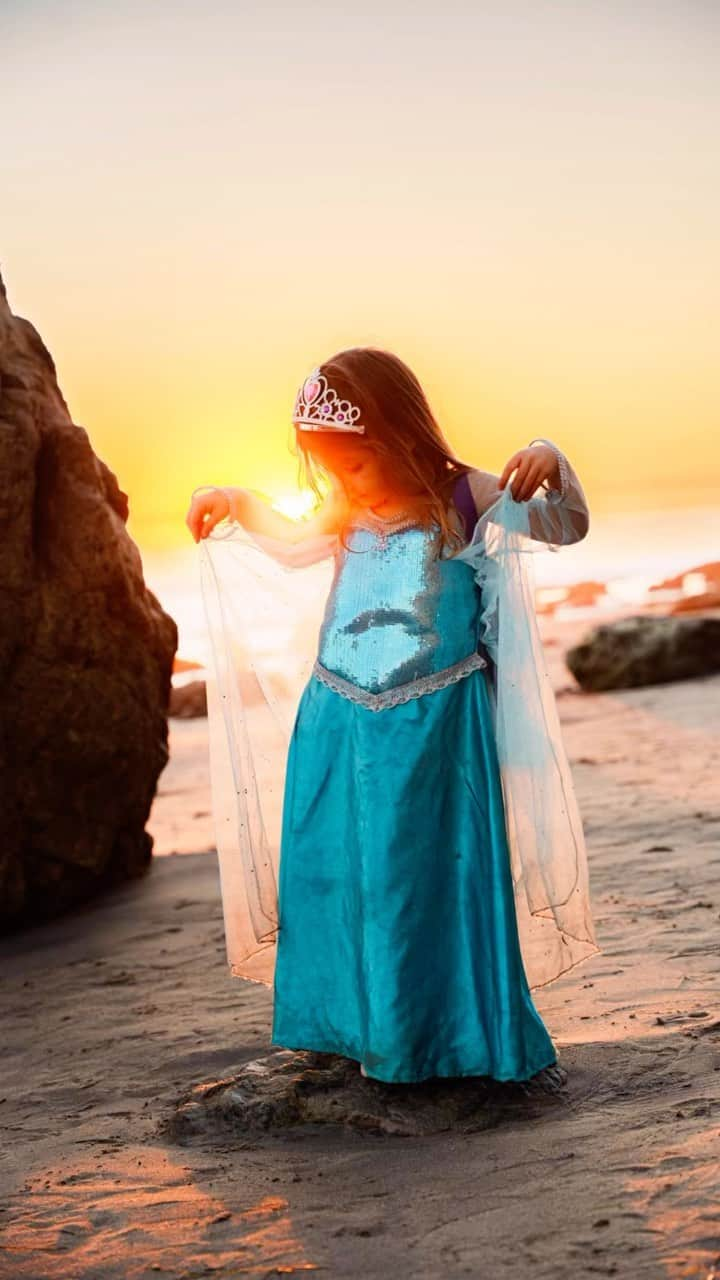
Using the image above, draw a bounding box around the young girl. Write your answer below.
[187,347,600,1085]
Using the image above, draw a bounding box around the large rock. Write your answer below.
[566,613,720,691]
[0,271,178,927]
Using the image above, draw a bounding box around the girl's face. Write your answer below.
[333,445,391,504]
[302,436,396,506]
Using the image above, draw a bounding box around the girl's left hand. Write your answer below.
[498,444,560,503]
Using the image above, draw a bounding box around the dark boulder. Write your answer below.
[565,613,720,691]
[0,270,178,928]
[169,679,207,718]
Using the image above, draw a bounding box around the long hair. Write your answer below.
[289,347,473,556]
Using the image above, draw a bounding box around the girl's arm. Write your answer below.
[188,482,345,544]
[215,482,348,570]
[226,483,348,544]
[466,438,589,545]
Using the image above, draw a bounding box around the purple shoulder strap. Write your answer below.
[452,471,496,681]
[452,471,477,541]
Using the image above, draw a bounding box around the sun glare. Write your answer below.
[271,491,319,521]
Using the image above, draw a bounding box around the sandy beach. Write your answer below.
[1,610,718,1279]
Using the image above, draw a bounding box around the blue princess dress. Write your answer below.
[270,480,557,1084]
[198,453,601,1085]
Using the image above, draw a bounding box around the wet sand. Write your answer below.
[1,613,719,1279]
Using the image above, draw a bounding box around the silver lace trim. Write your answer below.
[311,649,488,711]
[348,512,429,544]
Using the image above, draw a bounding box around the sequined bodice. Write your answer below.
[315,517,485,706]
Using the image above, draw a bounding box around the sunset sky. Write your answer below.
[3,0,718,550]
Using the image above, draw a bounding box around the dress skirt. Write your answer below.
[270,663,558,1084]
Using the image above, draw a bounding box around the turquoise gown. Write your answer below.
[270,510,558,1084]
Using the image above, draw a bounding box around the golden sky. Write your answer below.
[3,0,718,549]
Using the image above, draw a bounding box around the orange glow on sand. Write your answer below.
[3,1148,318,1277]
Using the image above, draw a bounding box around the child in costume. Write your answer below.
[188,347,600,1084]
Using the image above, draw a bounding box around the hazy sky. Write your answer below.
[3,0,718,548]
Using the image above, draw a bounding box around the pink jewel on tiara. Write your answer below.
[292,365,365,434]
[303,376,321,404]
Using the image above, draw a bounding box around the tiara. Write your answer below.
[292,367,365,433]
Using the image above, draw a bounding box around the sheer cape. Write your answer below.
[196,480,601,991]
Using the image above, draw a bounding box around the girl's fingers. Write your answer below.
[193,508,208,541]
[201,504,229,538]
[512,460,540,499]
[511,458,544,502]
[498,452,523,490]
[186,498,213,542]
[501,448,557,502]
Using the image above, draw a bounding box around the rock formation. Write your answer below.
[0,270,178,927]
[649,561,720,593]
[169,679,207,718]
[670,591,720,614]
[168,1049,568,1140]
[566,614,720,691]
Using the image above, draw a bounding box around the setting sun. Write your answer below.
[271,491,320,521]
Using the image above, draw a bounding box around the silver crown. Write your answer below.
[292,367,365,433]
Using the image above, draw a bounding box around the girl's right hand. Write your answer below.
[185,488,230,542]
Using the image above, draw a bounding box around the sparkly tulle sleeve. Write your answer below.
[196,514,338,985]
[453,471,601,988]
[467,436,590,548]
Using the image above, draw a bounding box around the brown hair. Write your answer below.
[289,347,473,556]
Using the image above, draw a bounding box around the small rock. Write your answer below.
[165,1049,569,1141]
[169,680,207,719]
